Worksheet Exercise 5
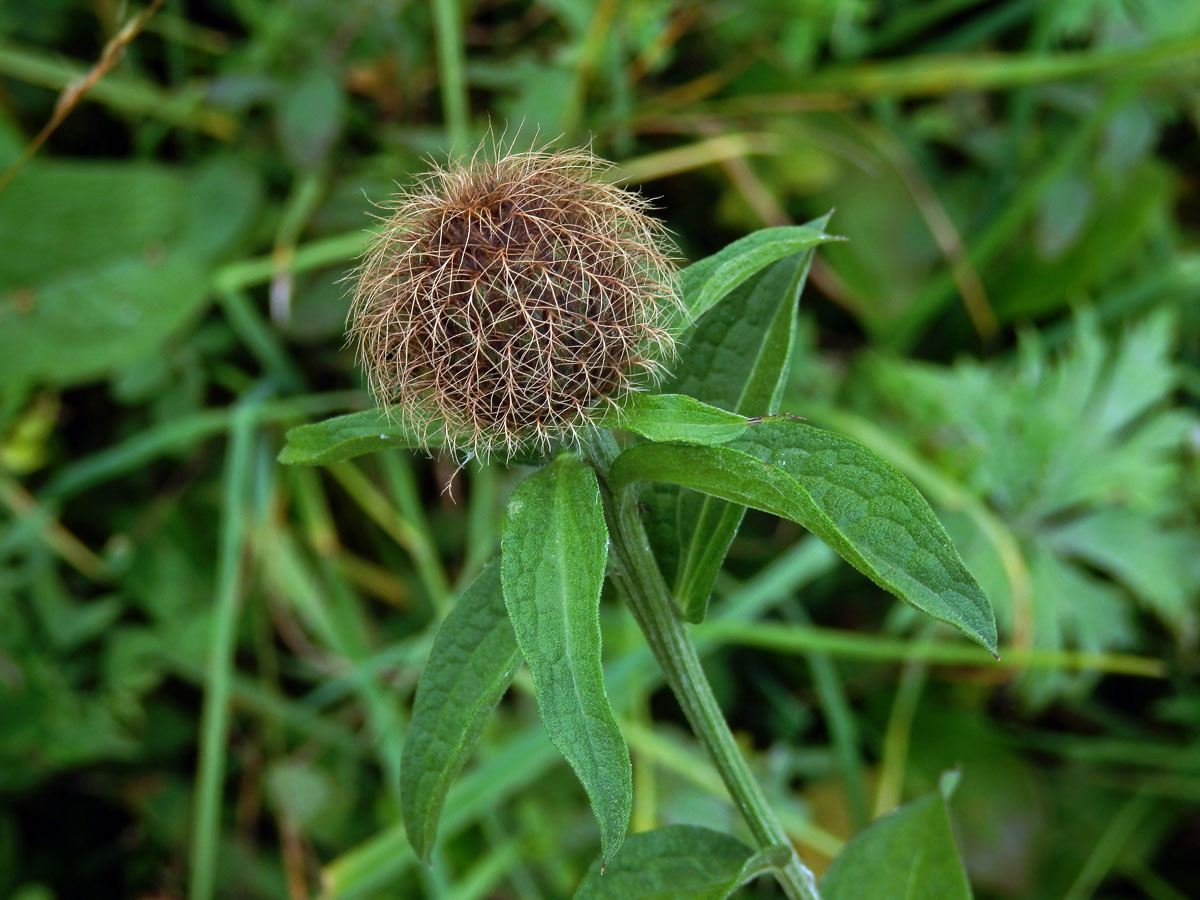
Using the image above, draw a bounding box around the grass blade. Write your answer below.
[188,395,259,900]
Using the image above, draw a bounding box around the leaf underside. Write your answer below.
[600,393,749,445]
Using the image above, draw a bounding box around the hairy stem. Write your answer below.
[586,434,821,900]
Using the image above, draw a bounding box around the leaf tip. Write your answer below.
[977,629,1000,660]
[938,766,963,800]
[403,819,433,867]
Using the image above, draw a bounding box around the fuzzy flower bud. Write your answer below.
[349,146,681,459]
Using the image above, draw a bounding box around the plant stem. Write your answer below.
[431,0,469,150]
[189,396,259,900]
[586,435,821,900]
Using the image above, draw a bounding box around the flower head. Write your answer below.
[349,145,680,459]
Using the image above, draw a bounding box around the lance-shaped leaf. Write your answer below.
[574,825,787,900]
[278,409,441,465]
[648,215,831,622]
[612,419,998,654]
[501,455,632,860]
[679,222,842,322]
[822,788,972,900]
[600,393,749,445]
[400,561,520,862]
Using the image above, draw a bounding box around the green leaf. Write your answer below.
[852,309,1198,698]
[277,409,439,465]
[573,825,779,900]
[276,69,345,171]
[0,163,184,288]
[612,419,998,654]
[182,156,262,261]
[400,561,520,863]
[649,216,830,622]
[501,454,631,860]
[679,222,842,321]
[0,254,208,387]
[1049,507,1194,627]
[0,162,212,386]
[822,790,973,900]
[600,393,749,444]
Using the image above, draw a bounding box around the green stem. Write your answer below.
[431,0,469,150]
[786,601,868,832]
[586,435,821,900]
[189,396,259,900]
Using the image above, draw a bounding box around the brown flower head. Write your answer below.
[349,145,680,459]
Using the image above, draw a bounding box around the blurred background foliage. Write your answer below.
[1,0,1199,898]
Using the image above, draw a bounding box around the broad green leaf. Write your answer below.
[0,163,184,288]
[600,393,749,445]
[612,419,998,654]
[501,454,631,860]
[276,69,345,171]
[278,410,439,465]
[648,215,830,622]
[400,561,520,862]
[0,254,208,387]
[0,159,252,388]
[679,222,841,321]
[183,155,262,261]
[822,790,972,900]
[574,825,781,900]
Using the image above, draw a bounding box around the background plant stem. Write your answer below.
[586,435,822,900]
[431,0,469,150]
[188,394,260,900]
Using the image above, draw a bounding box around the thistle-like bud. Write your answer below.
[349,146,680,459]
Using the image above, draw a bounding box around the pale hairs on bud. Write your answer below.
[349,136,682,461]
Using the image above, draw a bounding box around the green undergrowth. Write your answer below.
[1,1,1198,899]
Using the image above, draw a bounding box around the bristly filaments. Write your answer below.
[349,144,682,460]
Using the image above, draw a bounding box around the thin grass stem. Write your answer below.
[431,0,469,149]
[188,394,259,900]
